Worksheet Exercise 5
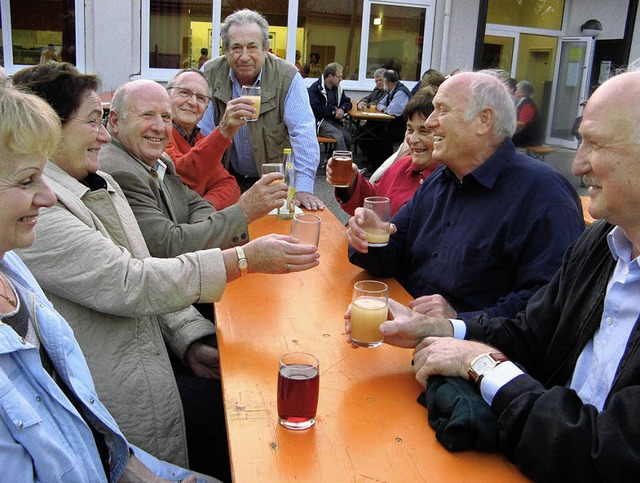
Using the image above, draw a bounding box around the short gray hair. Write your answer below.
[516,80,534,97]
[373,68,386,78]
[221,9,269,53]
[167,68,212,97]
[464,72,517,139]
[323,63,342,78]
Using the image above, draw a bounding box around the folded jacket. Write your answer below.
[417,375,499,452]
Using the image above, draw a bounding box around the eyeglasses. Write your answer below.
[167,86,211,106]
[68,116,106,133]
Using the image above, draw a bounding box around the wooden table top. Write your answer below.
[215,209,528,482]
[581,195,595,226]
[348,106,395,120]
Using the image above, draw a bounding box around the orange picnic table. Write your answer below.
[215,209,528,482]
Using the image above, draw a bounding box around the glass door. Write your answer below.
[546,37,594,148]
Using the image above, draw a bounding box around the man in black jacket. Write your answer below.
[352,69,640,481]
[308,62,352,151]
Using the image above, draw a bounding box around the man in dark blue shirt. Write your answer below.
[346,71,584,320]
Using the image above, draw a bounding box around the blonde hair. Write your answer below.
[0,86,61,156]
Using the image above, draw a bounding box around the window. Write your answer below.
[0,0,84,72]
[487,0,565,31]
[142,0,435,88]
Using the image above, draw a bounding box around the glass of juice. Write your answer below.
[329,150,354,188]
[362,196,391,247]
[241,85,261,121]
[350,280,388,348]
[261,163,285,183]
[277,352,320,430]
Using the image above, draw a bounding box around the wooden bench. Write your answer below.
[526,145,557,161]
[317,136,337,167]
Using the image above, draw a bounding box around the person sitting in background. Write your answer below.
[357,68,387,110]
[308,62,353,151]
[0,84,202,483]
[364,69,640,482]
[295,50,304,77]
[347,71,584,320]
[12,62,319,480]
[357,70,412,169]
[327,90,440,216]
[512,80,544,147]
[197,47,209,69]
[165,68,242,210]
[410,68,445,96]
[304,52,322,78]
[101,79,286,259]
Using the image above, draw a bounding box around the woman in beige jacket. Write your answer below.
[12,62,319,480]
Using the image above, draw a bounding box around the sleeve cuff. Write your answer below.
[480,361,523,405]
[449,318,467,339]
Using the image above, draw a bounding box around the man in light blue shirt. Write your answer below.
[200,9,324,210]
[348,69,640,481]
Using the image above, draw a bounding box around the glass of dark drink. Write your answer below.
[329,150,353,188]
[277,352,319,430]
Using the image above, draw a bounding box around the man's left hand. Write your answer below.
[185,340,220,380]
[412,337,494,388]
[295,191,325,210]
[335,107,345,120]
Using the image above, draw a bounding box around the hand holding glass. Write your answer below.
[290,213,321,247]
[350,280,388,348]
[241,85,261,121]
[362,196,391,247]
[329,150,354,187]
[277,352,319,430]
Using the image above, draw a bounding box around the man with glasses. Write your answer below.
[166,68,245,210]
[200,9,325,210]
[308,62,353,152]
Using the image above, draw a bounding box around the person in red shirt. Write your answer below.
[326,90,440,216]
[512,80,544,147]
[165,68,252,209]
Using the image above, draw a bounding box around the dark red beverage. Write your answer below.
[277,363,319,430]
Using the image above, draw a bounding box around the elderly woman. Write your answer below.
[12,62,318,480]
[327,91,440,216]
[0,86,201,482]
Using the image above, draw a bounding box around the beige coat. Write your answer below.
[17,162,228,467]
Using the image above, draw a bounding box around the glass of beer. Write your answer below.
[329,150,354,188]
[241,85,261,121]
[363,196,391,247]
[290,213,321,247]
[277,352,320,430]
[350,280,388,348]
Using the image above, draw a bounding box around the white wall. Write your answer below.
[566,0,628,40]
[629,4,640,64]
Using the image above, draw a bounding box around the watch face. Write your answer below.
[238,259,248,269]
[473,355,494,374]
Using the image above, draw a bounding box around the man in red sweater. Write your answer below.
[166,68,253,209]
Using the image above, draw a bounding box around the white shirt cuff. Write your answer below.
[479,361,523,405]
[449,318,466,339]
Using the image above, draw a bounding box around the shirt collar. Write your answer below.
[441,138,515,189]
[154,159,168,185]
[607,226,639,267]
[172,121,200,146]
[229,66,264,87]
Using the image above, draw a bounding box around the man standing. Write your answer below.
[375,69,640,482]
[199,9,324,210]
[347,71,584,320]
[165,68,244,210]
[100,79,287,260]
[308,62,353,151]
[512,80,544,147]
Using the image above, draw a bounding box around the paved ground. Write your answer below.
[312,146,585,225]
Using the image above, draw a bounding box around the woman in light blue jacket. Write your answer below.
[0,84,201,481]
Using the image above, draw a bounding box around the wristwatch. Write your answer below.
[234,246,248,277]
[467,352,509,385]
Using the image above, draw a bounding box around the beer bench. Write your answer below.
[526,145,557,161]
[317,136,337,174]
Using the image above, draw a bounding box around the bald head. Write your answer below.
[108,79,172,166]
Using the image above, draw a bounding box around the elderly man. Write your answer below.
[357,69,412,169]
[357,68,387,110]
[347,71,584,320]
[199,9,324,210]
[374,69,640,481]
[165,68,244,210]
[308,62,352,151]
[100,79,286,260]
[512,80,544,147]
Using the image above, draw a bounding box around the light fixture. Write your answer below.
[580,19,602,38]
[373,17,382,26]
